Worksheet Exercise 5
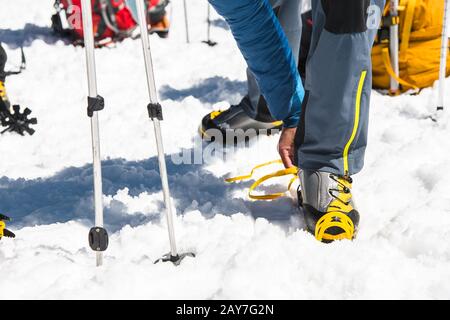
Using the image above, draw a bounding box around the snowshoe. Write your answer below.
[200,104,283,145]
[0,214,15,240]
[298,170,359,243]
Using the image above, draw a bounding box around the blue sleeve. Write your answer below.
[208,0,305,128]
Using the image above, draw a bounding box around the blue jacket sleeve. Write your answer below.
[208,0,304,128]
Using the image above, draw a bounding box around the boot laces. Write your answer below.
[328,174,352,206]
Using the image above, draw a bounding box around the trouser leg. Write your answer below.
[209,0,304,127]
[0,44,7,82]
[240,0,302,122]
[295,0,384,176]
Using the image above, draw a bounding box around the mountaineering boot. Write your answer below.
[148,0,170,38]
[200,104,283,144]
[150,15,170,38]
[298,170,360,243]
[0,213,15,240]
[0,80,10,110]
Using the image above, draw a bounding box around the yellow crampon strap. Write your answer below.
[225,160,299,200]
[315,212,355,242]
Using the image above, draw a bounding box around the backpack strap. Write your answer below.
[381,47,419,91]
[399,0,416,62]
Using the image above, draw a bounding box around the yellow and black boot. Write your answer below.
[0,213,15,240]
[299,170,359,243]
[0,80,10,110]
[200,103,283,144]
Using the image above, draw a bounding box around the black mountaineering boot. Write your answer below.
[200,104,283,144]
[299,170,360,243]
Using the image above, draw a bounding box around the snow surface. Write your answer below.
[1,0,450,300]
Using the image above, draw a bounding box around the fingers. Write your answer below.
[278,127,297,168]
[279,147,294,168]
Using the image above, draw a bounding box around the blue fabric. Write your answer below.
[208,0,304,127]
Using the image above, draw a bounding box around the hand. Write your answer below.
[278,127,297,168]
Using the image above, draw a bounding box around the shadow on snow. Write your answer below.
[159,76,247,105]
[0,24,66,49]
[0,151,302,233]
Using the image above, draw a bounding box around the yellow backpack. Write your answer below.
[372,0,450,93]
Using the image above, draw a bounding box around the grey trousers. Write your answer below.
[242,0,302,121]
[295,0,385,176]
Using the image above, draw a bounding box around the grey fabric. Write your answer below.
[296,0,385,176]
[242,0,303,120]
[299,169,336,212]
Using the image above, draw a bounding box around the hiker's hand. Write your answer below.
[278,127,297,168]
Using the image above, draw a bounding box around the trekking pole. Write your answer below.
[437,0,450,113]
[81,0,109,267]
[135,0,194,265]
[183,0,190,43]
[202,4,217,47]
[389,0,400,95]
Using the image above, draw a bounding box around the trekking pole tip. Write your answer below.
[202,40,218,47]
[154,252,196,266]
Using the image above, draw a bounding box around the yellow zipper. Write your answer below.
[343,70,367,175]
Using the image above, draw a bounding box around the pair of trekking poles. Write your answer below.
[81,0,193,267]
[183,0,217,46]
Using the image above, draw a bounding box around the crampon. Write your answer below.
[0,97,37,136]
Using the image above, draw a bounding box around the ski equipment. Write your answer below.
[202,4,217,47]
[135,0,194,265]
[81,0,108,267]
[0,214,16,240]
[438,0,450,112]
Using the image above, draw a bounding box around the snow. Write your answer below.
[1,0,450,300]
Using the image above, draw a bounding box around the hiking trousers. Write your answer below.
[295,0,385,176]
[242,0,303,122]
[209,0,304,128]
[210,0,384,176]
